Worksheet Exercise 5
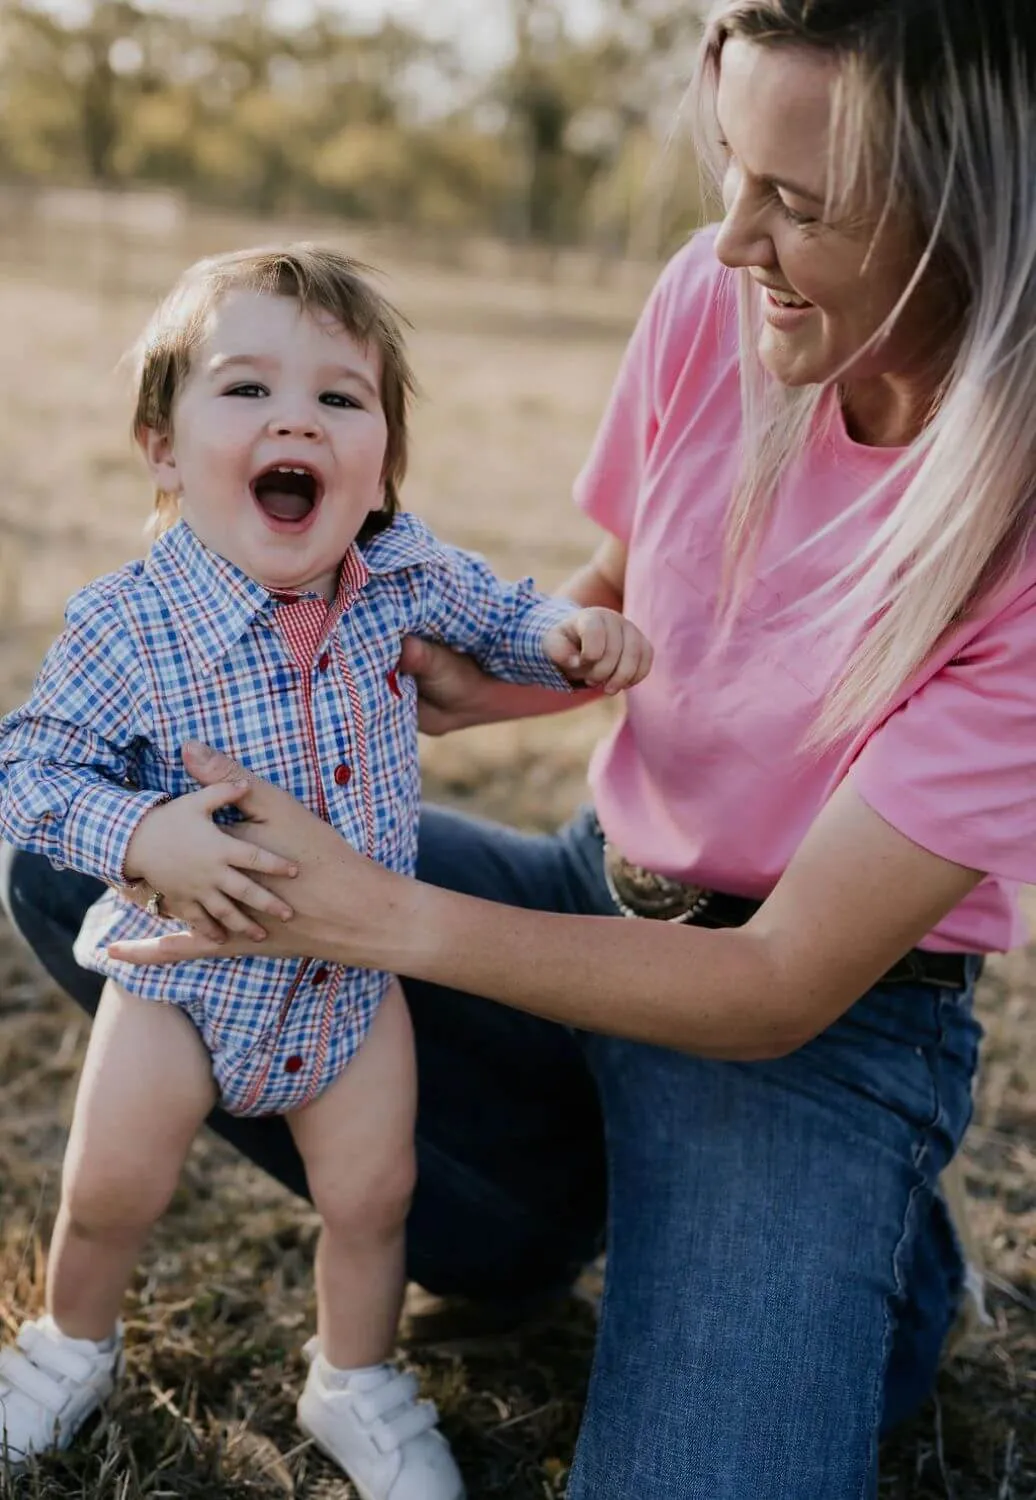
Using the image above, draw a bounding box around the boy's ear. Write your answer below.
[138,426,180,493]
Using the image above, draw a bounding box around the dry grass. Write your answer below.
[0,202,1033,1498]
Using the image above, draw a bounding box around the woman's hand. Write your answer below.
[398,636,602,735]
[123,784,298,942]
[397,637,497,736]
[108,741,404,967]
[397,534,631,735]
[109,748,985,1059]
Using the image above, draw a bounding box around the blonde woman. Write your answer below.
[5,1,1033,1495]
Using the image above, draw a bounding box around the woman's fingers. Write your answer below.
[397,637,491,736]
[200,893,267,941]
[397,636,437,679]
[182,741,254,789]
[113,747,400,971]
[181,901,231,945]
[191,779,253,816]
[109,930,229,964]
[181,741,319,866]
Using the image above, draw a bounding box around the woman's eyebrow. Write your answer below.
[717,132,826,204]
[770,175,827,204]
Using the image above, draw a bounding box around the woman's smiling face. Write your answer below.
[711,38,947,403]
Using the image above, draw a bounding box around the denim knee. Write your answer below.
[1,845,105,1013]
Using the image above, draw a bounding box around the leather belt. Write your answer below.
[602,841,972,992]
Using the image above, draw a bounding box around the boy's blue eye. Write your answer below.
[221,384,362,407]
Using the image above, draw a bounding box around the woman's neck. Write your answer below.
[839,375,937,448]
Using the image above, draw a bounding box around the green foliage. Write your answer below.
[0,0,705,256]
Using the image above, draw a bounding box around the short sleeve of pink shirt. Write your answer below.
[573,226,1036,953]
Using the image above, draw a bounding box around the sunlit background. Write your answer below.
[0,4,1032,1498]
[0,0,703,257]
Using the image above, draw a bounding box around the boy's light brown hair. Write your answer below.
[132,243,415,543]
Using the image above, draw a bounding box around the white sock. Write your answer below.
[319,1357,392,1392]
[41,1313,118,1353]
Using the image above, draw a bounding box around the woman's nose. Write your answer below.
[713,168,777,273]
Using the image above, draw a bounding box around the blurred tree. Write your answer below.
[0,5,82,178]
[0,0,704,256]
[500,0,589,244]
[0,0,151,182]
[497,0,702,255]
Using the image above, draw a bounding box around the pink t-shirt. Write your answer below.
[574,227,1036,953]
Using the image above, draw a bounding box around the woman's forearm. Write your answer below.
[321,779,979,1064]
[346,869,799,1062]
[559,555,625,613]
[452,675,599,727]
[111,749,978,1059]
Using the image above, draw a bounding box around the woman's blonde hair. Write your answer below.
[691,0,1036,742]
[132,243,416,542]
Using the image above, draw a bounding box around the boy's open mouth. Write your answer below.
[251,464,323,525]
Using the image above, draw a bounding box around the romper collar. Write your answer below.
[144,520,369,674]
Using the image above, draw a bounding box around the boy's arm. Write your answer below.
[0,589,167,885]
[413,540,580,690]
[399,532,629,734]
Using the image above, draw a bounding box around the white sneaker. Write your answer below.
[297,1351,465,1500]
[0,1315,123,1470]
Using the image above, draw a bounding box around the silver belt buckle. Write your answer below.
[602,841,713,924]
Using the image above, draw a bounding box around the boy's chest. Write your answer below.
[137,597,421,846]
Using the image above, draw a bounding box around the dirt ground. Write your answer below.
[0,204,1032,1497]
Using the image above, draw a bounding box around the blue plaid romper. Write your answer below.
[0,515,573,1115]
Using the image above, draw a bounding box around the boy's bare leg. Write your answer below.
[288,980,417,1370]
[46,980,217,1341]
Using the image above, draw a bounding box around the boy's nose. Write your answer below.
[268,414,323,440]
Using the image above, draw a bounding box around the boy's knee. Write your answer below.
[63,1161,176,1239]
[312,1151,417,1240]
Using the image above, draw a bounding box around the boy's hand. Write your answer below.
[123,782,298,943]
[544,609,653,695]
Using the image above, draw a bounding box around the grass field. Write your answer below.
[0,201,1033,1498]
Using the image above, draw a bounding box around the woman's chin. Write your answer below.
[758,329,830,389]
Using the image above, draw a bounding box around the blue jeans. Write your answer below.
[1,807,983,1499]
